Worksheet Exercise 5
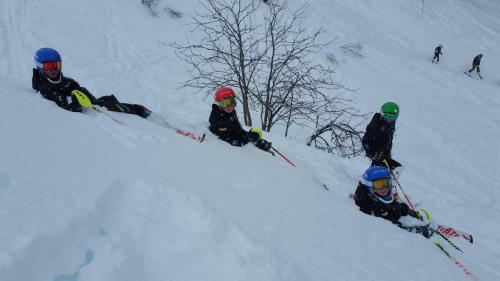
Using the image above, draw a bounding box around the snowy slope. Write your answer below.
[0,0,499,280]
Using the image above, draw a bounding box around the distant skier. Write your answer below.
[209,87,271,151]
[354,166,432,238]
[432,44,443,63]
[362,102,402,172]
[32,47,151,118]
[467,54,483,79]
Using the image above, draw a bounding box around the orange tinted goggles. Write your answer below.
[43,61,61,72]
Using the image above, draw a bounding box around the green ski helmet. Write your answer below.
[381,102,399,122]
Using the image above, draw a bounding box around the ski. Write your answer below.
[464,71,482,80]
[434,240,477,280]
[148,113,205,142]
[418,209,473,244]
[434,224,473,243]
[176,129,205,142]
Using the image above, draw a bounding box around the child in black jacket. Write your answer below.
[209,87,271,151]
[362,102,401,170]
[32,47,151,118]
[354,166,431,238]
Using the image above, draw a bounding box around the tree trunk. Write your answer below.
[242,91,252,126]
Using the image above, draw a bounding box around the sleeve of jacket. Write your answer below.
[32,69,42,91]
[362,115,379,156]
[209,105,225,137]
[354,183,376,215]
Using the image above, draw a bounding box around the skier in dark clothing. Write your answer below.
[209,87,271,151]
[432,44,443,63]
[354,166,432,238]
[467,54,483,78]
[362,102,402,171]
[32,47,151,118]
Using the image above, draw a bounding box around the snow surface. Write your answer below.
[1,0,499,280]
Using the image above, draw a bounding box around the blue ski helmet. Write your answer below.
[362,166,394,203]
[34,48,62,70]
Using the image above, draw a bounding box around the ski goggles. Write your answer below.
[42,61,62,72]
[382,112,398,122]
[373,178,392,191]
[219,97,236,108]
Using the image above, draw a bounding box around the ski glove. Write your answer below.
[371,151,384,161]
[67,95,83,112]
[372,150,392,162]
[71,90,93,108]
[248,131,260,143]
[256,139,272,151]
[408,209,420,219]
[400,203,411,217]
[248,128,263,143]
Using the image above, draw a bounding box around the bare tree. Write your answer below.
[254,1,346,132]
[173,0,364,156]
[306,99,367,158]
[171,0,264,126]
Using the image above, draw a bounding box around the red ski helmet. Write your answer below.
[214,87,236,102]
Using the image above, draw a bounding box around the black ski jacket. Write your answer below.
[32,69,96,112]
[434,46,442,55]
[354,182,414,224]
[472,55,482,66]
[362,113,395,159]
[209,104,251,146]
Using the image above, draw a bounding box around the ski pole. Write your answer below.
[91,105,126,125]
[433,229,464,253]
[382,159,420,219]
[71,90,125,125]
[270,147,296,167]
